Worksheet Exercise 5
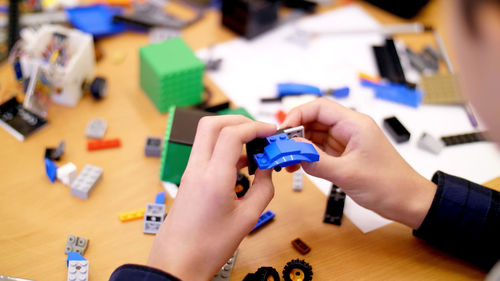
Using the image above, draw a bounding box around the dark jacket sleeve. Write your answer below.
[109,264,181,281]
[413,171,500,270]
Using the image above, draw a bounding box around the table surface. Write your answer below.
[0,0,497,280]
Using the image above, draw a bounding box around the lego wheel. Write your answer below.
[283,259,313,281]
[235,172,250,198]
[255,267,280,281]
[89,77,107,99]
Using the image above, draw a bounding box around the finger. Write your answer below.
[188,115,251,166]
[293,137,342,183]
[241,168,274,214]
[210,121,276,171]
[282,98,353,129]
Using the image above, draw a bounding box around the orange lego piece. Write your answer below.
[119,208,146,222]
[275,110,287,124]
[87,138,121,151]
[359,72,381,84]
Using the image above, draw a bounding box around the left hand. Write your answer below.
[147,115,276,281]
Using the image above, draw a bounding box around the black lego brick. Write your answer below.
[169,107,216,146]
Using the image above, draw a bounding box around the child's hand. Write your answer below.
[281,98,436,229]
[147,115,276,281]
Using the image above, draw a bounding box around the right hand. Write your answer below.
[281,98,436,229]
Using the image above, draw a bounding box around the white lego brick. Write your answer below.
[162,181,178,199]
[417,133,444,155]
[283,126,305,139]
[57,162,77,186]
[293,168,304,192]
[143,203,166,234]
[70,165,103,199]
[67,260,89,281]
[85,119,107,139]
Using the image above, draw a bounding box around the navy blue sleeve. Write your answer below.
[109,264,181,281]
[413,171,500,270]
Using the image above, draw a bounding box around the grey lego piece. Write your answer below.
[64,234,89,255]
[143,203,166,234]
[211,249,238,281]
[406,48,427,74]
[70,165,103,199]
[67,260,89,281]
[292,169,303,192]
[85,119,107,139]
[145,137,163,157]
[417,133,444,155]
[423,45,441,61]
[283,125,305,139]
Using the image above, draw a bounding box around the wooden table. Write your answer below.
[0,0,494,280]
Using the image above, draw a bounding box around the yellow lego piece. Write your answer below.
[119,208,145,222]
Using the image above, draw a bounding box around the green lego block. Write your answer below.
[140,38,205,113]
[160,141,192,185]
[217,107,254,120]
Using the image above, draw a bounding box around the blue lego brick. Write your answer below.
[254,133,319,171]
[155,192,166,204]
[250,210,275,233]
[44,158,58,183]
[67,252,86,267]
[361,80,422,107]
[278,83,322,98]
[332,87,350,98]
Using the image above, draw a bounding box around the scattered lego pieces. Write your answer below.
[44,158,58,183]
[417,133,444,155]
[67,260,89,281]
[440,131,487,146]
[57,162,77,186]
[85,119,107,139]
[211,249,238,281]
[254,133,319,172]
[383,116,411,143]
[70,165,103,199]
[67,252,86,267]
[292,169,303,192]
[243,267,280,281]
[143,203,166,234]
[145,137,163,157]
[155,192,166,204]
[45,140,65,161]
[292,238,311,255]
[119,208,146,222]
[324,184,346,225]
[140,38,204,113]
[250,210,275,233]
[282,259,313,281]
[235,172,250,198]
[64,234,89,255]
[87,138,121,151]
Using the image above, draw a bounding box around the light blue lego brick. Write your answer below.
[44,158,58,183]
[155,192,166,204]
[67,252,86,267]
[143,203,166,234]
[254,133,319,171]
[250,210,275,233]
[278,83,322,97]
[67,260,89,281]
[70,165,103,199]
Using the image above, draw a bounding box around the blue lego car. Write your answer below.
[253,133,319,171]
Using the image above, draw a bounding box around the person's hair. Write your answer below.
[461,0,500,33]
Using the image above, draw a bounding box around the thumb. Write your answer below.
[293,137,341,183]
[242,168,274,213]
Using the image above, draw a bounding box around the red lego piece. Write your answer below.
[291,238,311,255]
[275,110,287,124]
[87,138,121,151]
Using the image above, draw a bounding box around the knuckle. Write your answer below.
[197,116,216,131]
